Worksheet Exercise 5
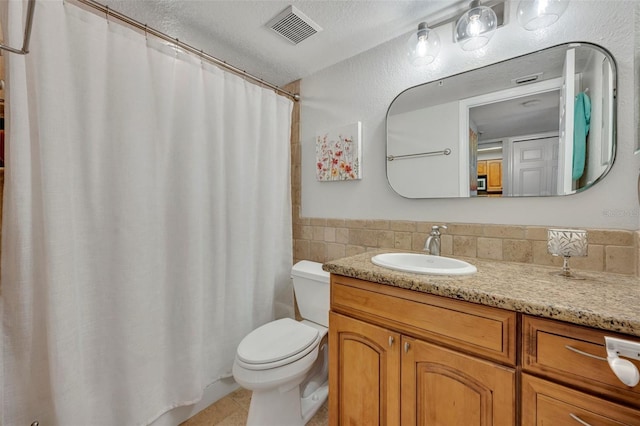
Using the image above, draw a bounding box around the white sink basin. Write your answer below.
[371,253,477,276]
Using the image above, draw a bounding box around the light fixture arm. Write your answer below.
[468,0,482,14]
[417,22,428,38]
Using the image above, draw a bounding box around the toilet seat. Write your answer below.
[236,318,321,370]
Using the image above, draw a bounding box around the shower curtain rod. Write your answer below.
[71,0,301,102]
[0,0,36,55]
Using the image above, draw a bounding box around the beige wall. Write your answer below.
[287,81,640,277]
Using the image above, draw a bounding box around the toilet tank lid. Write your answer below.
[291,260,330,282]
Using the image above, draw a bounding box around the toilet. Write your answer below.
[232,260,330,426]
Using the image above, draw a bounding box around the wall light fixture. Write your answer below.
[406,0,568,66]
[454,0,498,51]
[407,22,441,66]
[517,0,569,31]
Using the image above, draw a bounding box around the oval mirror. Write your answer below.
[386,42,616,198]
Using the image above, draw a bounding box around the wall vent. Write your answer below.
[512,72,544,85]
[267,5,322,45]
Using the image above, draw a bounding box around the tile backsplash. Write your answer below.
[286,80,639,277]
[292,218,638,276]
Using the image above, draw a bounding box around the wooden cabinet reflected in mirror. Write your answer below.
[477,160,502,197]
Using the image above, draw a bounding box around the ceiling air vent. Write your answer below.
[267,5,322,45]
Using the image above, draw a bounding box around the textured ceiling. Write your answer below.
[101,0,468,87]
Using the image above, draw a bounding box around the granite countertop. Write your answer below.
[323,251,640,337]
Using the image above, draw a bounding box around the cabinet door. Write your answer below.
[401,336,515,426]
[329,312,401,426]
[487,160,502,192]
[477,160,487,175]
[522,374,640,425]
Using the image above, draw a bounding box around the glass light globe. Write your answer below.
[407,22,440,67]
[454,1,497,51]
[517,0,569,31]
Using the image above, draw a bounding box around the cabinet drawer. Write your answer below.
[522,374,640,425]
[523,315,640,408]
[331,275,516,365]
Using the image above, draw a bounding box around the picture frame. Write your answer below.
[316,122,362,181]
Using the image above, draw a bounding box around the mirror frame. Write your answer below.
[385,42,617,199]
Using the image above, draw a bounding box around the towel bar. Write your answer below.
[387,148,451,161]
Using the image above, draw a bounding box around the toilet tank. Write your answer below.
[291,260,330,327]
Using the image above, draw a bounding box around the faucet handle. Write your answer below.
[431,225,448,234]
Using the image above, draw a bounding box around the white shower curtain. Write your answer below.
[0,1,293,425]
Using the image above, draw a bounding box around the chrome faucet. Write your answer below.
[424,225,447,256]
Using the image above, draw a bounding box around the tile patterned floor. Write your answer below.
[180,387,329,426]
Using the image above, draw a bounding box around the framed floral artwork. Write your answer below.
[316,122,362,181]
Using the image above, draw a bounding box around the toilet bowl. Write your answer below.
[232,260,330,426]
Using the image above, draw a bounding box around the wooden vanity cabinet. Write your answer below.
[521,315,640,425]
[329,275,516,426]
[329,271,640,425]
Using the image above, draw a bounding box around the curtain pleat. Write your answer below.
[0,1,294,425]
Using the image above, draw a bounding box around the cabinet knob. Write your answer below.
[388,336,394,347]
[404,342,410,353]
